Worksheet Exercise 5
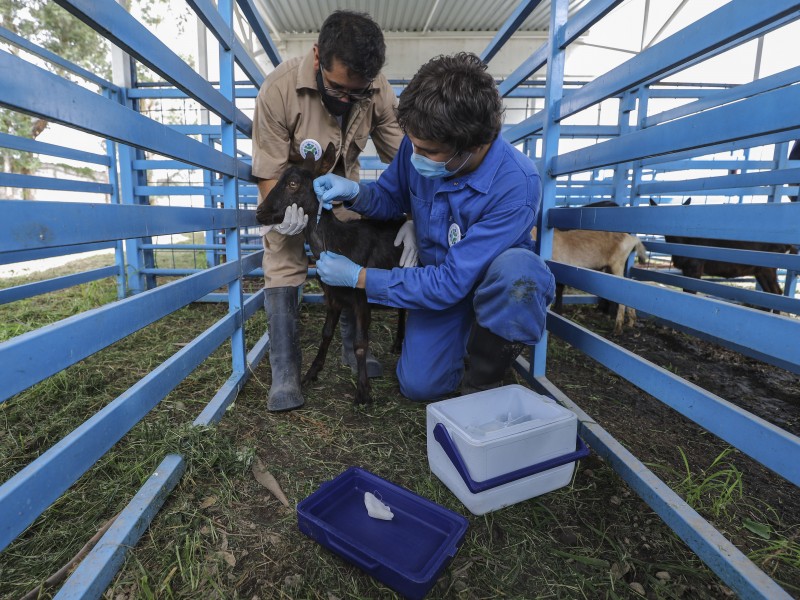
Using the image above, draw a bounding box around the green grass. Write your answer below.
[1,256,798,599]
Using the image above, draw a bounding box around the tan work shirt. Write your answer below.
[252,48,403,183]
[252,48,403,288]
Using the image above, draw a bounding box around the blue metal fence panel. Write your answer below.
[2,0,799,596]
[529,373,794,600]
[2,201,239,253]
[0,261,241,402]
[548,203,800,244]
[53,0,253,137]
[0,132,110,165]
[0,312,237,551]
[558,0,800,123]
[553,85,800,175]
[0,266,119,305]
[546,311,800,487]
[0,51,244,178]
[54,455,186,600]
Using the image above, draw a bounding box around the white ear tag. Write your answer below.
[364,491,394,520]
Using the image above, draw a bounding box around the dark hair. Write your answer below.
[317,11,385,80]
[397,52,503,152]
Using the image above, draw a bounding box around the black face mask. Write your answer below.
[316,67,352,117]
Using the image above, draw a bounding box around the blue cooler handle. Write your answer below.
[433,423,590,494]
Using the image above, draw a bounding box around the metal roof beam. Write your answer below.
[498,0,623,97]
[481,0,544,63]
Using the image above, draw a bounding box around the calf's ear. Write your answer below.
[318,142,338,175]
[301,150,316,173]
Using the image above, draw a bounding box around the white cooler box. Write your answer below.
[426,384,588,515]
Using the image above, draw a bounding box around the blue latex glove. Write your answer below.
[316,251,363,288]
[313,174,360,208]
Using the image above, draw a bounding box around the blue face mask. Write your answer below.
[410,150,472,179]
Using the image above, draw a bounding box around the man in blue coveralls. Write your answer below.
[312,52,555,401]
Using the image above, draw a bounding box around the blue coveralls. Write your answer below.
[348,136,555,401]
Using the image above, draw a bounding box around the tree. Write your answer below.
[0,0,173,197]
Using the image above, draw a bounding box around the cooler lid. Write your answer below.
[428,384,575,443]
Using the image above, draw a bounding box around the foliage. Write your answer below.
[0,0,173,190]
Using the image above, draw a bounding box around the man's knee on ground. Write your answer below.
[398,372,456,403]
[474,248,555,346]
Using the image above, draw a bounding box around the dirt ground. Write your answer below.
[547,303,800,526]
[202,299,799,599]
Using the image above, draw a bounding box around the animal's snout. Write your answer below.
[255,202,283,226]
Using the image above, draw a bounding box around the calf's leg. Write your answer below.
[303,305,340,384]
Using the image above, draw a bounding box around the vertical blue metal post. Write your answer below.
[218,0,246,374]
[531,0,568,377]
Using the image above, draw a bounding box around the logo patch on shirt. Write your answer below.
[299,139,322,161]
[448,223,462,247]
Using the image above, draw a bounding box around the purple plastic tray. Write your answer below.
[297,467,468,599]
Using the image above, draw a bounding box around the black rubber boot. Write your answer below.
[264,287,304,412]
[462,324,524,395]
[340,307,383,378]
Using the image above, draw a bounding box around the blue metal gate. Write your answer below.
[1,0,799,598]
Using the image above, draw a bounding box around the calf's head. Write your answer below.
[256,142,337,227]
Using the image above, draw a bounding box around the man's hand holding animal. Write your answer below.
[316,251,363,288]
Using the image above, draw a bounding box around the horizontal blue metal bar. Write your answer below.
[645,159,776,172]
[140,268,205,276]
[644,311,800,376]
[0,266,118,305]
[558,0,800,122]
[639,130,800,169]
[53,0,252,137]
[546,308,800,484]
[631,267,800,316]
[481,0,544,63]
[0,132,110,165]
[132,159,198,170]
[1,200,239,252]
[0,312,237,550]
[0,25,116,91]
[643,241,800,271]
[187,0,232,51]
[0,241,115,266]
[547,201,800,245]
[547,262,800,370]
[638,168,800,196]
[503,111,547,143]
[133,185,220,196]
[530,374,793,599]
[0,260,240,402]
[646,65,800,128]
[0,173,112,194]
[0,52,242,178]
[54,455,186,600]
[552,85,800,175]
[193,370,246,426]
[235,0,281,67]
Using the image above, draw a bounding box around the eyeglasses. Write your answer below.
[319,66,376,101]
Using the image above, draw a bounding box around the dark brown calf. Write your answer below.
[649,198,796,306]
[256,143,405,404]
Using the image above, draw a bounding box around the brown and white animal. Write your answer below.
[256,143,405,405]
[533,227,648,334]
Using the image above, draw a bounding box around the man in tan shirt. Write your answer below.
[252,10,406,411]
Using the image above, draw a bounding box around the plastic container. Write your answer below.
[426,384,588,515]
[297,467,468,600]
